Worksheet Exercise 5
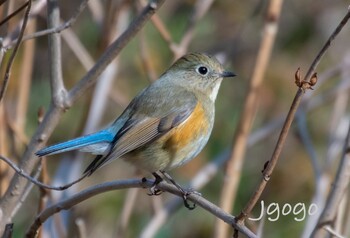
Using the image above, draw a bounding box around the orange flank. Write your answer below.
[164,102,209,155]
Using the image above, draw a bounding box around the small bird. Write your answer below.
[36,52,235,208]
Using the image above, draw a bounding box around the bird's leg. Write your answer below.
[147,172,163,196]
[160,171,196,210]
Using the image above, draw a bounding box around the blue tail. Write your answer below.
[36,130,114,157]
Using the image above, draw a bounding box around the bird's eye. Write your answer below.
[196,66,209,76]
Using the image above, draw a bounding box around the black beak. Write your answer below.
[221,71,236,78]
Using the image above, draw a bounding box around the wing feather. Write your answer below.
[84,104,196,174]
[84,84,198,175]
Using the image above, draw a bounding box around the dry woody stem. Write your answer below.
[216,0,283,237]
[0,0,165,233]
[236,6,350,224]
[25,179,257,238]
[0,0,32,103]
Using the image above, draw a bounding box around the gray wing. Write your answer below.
[111,107,195,157]
[84,85,198,174]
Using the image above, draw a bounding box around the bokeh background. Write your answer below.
[1,0,350,237]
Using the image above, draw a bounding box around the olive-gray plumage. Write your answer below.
[36,52,236,175]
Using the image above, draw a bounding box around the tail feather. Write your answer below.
[36,130,114,157]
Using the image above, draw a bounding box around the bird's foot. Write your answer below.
[182,190,196,210]
[143,172,164,196]
[159,171,201,210]
[148,185,162,196]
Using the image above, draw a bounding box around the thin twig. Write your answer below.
[296,110,324,238]
[26,179,257,238]
[4,0,89,49]
[139,0,173,45]
[303,8,350,83]
[139,30,157,81]
[67,0,166,103]
[11,162,42,217]
[335,194,348,236]
[303,65,350,237]
[236,6,350,223]
[139,67,349,237]
[0,0,31,103]
[237,88,304,222]
[311,120,350,237]
[80,4,129,134]
[175,0,215,58]
[61,26,94,71]
[87,0,104,24]
[323,225,346,238]
[6,117,29,145]
[0,1,29,26]
[0,1,166,231]
[15,18,36,150]
[37,159,49,238]
[296,110,321,180]
[140,0,214,59]
[325,56,350,164]
[140,151,229,238]
[216,0,283,236]
[0,155,88,190]
[149,10,173,44]
[1,0,46,47]
[47,0,67,107]
[45,7,130,235]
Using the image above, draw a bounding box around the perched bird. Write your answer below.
[36,52,236,208]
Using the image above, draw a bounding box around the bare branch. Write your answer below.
[0,0,31,103]
[311,120,350,237]
[216,0,283,236]
[303,8,350,82]
[0,1,166,231]
[61,26,94,71]
[11,163,41,218]
[47,0,67,108]
[87,0,104,24]
[26,179,257,238]
[175,0,214,58]
[140,152,229,238]
[139,65,349,237]
[15,19,36,147]
[296,110,321,180]
[67,0,166,104]
[0,1,29,26]
[139,31,158,81]
[236,6,350,224]
[0,155,87,190]
[4,0,89,49]
[323,225,346,238]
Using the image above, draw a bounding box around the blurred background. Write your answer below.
[0,0,350,237]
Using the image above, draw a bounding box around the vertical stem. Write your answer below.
[0,104,9,196]
[311,121,350,237]
[47,0,67,107]
[215,0,283,237]
[0,0,31,103]
[15,19,37,149]
[0,1,166,234]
